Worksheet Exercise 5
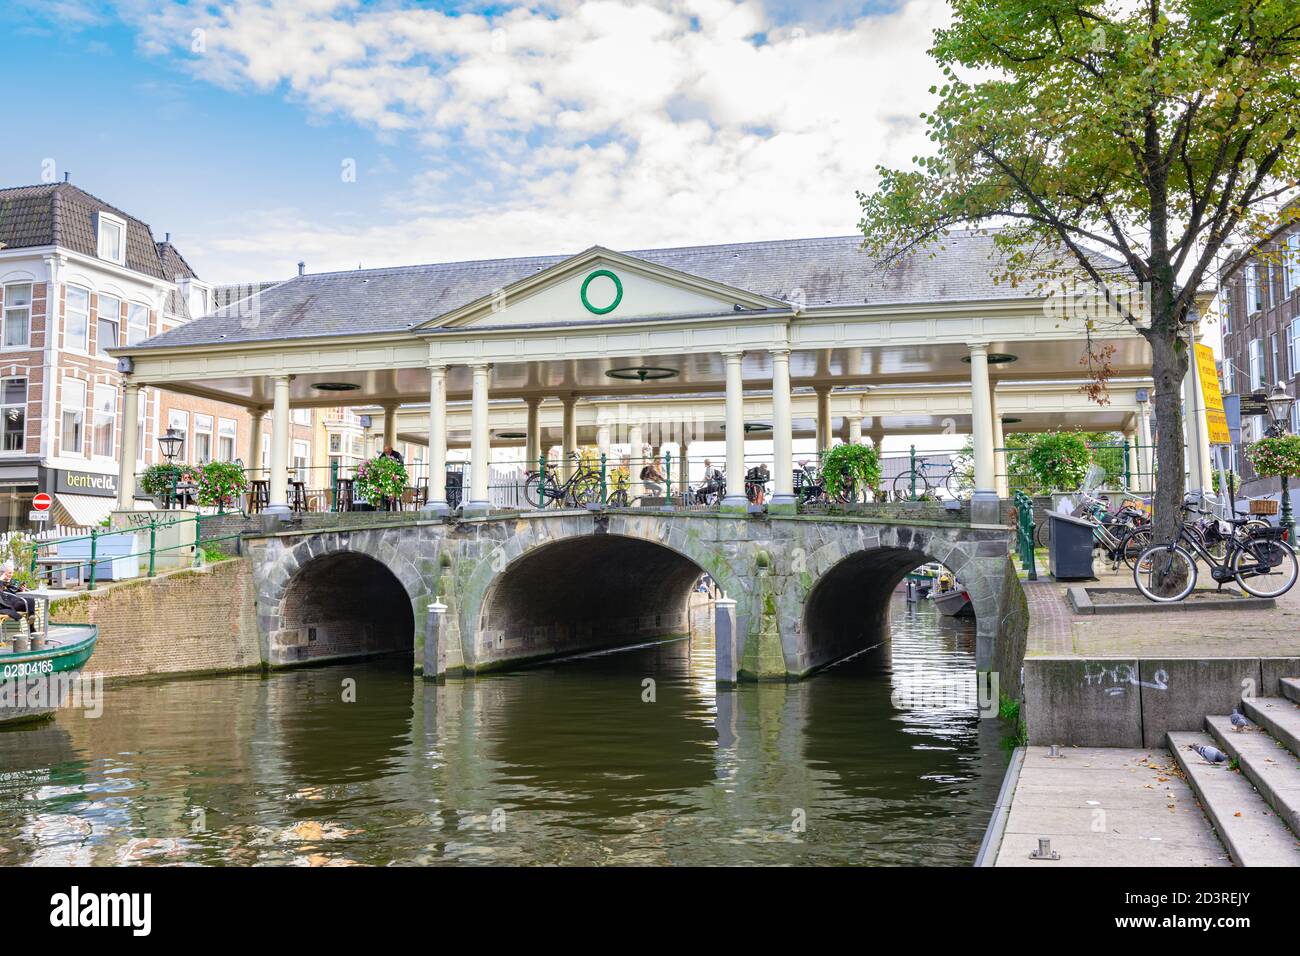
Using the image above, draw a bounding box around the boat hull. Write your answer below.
[0,627,98,726]
[932,589,974,618]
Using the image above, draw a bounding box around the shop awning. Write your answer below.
[53,494,116,530]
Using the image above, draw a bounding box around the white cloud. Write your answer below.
[115,0,948,281]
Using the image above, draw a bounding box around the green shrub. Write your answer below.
[820,443,881,501]
[1025,431,1091,491]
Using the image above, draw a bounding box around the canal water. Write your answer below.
[0,595,1009,866]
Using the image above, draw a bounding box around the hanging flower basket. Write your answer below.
[355,455,408,504]
[1025,431,1092,491]
[195,460,249,509]
[1245,434,1300,479]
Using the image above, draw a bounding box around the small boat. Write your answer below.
[1,622,98,726]
[931,584,975,618]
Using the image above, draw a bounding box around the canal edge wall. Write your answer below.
[49,557,262,682]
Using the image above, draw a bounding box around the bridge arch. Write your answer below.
[795,524,995,675]
[460,516,741,672]
[259,531,427,666]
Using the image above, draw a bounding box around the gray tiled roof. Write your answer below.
[157,241,199,318]
[128,231,1105,350]
[0,183,185,280]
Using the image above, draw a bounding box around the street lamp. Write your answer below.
[157,427,184,510]
[158,426,184,463]
[1264,382,1295,538]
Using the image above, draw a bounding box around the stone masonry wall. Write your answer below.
[50,557,261,681]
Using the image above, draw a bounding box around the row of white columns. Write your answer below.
[115,343,1008,514]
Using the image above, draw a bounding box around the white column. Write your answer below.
[116,381,141,510]
[561,395,577,480]
[1137,393,1154,490]
[968,345,997,500]
[628,423,644,461]
[814,385,832,453]
[468,364,491,512]
[382,403,398,449]
[525,397,542,470]
[770,348,795,507]
[678,442,690,495]
[1124,426,1140,493]
[1182,360,1210,494]
[722,350,748,508]
[247,408,264,477]
[991,389,1008,499]
[266,374,292,514]
[424,365,448,514]
[596,423,611,456]
[848,417,863,445]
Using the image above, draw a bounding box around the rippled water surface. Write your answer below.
[0,595,1009,866]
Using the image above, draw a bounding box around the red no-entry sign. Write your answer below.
[32,492,52,512]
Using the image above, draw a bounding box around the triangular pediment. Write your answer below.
[420,246,789,330]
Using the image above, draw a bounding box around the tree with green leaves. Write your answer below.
[858,0,1300,552]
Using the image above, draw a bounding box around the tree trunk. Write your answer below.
[1147,308,1190,595]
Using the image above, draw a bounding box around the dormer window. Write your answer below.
[95,212,126,265]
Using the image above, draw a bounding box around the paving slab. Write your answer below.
[992,746,1228,867]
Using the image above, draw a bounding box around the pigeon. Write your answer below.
[1230,708,1249,732]
[1192,743,1227,764]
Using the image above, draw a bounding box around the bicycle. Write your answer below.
[523,454,603,509]
[891,460,969,500]
[1133,510,1297,603]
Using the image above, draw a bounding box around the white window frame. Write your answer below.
[127,301,150,346]
[1219,289,1232,335]
[167,409,189,462]
[2,282,32,349]
[1248,338,1265,391]
[1288,318,1300,384]
[95,212,127,266]
[193,413,214,464]
[91,383,117,460]
[217,417,237,462]
[96,293,121,357]
[292,407,312,427]
[1245,264,1260,314]
[1270,332,1280,386]
[1286,234,1300,298]
[0,377,26,454]
[65,284,90,353]
[61,377,87,456]
[292,440,311,483]
[1222,361,1234,395]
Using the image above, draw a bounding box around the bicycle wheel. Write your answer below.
[523,472,548,509]
[1117,526,1152,571]
[1232,539,1299,598]
[892,471,929,500]
[1034,518,1051,550]
[1133,544,1197,603]
[942,470,972,501]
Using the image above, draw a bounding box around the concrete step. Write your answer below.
[1167,731,1300,866]
[1206,715,1300,839]
[1242,696,1300,757]
[1281,678,1300,705]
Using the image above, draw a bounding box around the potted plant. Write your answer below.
[820,443,882,504]
[140,462,187,508]
[195,460,249,511]
[354,454,408,509]
[1025,431,1092,494]
[1245,434,1300,480]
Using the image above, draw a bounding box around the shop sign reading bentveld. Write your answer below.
[56,470,118,497]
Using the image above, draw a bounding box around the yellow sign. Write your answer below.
[1195,343,1231,445]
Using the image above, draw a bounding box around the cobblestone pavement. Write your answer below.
[1025,564,1300,658]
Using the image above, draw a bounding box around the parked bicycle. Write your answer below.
[523,453,602,509]
[1133,505,1297,602]
[891,459,968,500]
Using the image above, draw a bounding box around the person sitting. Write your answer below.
[381,443,404,464]
[640,449,666,498]
[0,561,37,631]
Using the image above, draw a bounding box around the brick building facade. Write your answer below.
[0,182,314,531]
[1218,221,1300,495]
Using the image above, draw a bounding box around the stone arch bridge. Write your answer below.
[242,509,1027,691]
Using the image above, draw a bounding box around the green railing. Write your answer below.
[25,512,245,592]
[1013,491,1037,581]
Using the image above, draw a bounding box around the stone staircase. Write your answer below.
[1168,678,1300,866]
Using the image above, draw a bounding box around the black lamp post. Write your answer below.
[157,427,184,509]
[1264,382,1295,539]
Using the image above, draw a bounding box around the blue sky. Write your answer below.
[0,0,942,284]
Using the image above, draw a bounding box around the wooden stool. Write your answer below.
[249,480,269,513]
[335,478,355,512]
[290,480,307,513]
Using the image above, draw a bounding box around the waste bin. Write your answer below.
[1047,511,1095,580]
